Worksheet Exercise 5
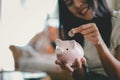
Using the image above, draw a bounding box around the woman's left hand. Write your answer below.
[69,23,103,45]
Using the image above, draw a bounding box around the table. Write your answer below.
[0,71,51,80]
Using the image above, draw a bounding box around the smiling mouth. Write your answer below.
[79,7,89,16]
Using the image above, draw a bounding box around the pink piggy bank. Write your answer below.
[55,39,84,67]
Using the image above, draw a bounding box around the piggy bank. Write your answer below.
[55,39,84,67]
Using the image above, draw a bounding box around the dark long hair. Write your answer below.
[59,0,112,47]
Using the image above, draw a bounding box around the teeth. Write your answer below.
[68,30,75,37]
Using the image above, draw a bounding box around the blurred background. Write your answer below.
[0,0,59,71]
[0,0,120,80]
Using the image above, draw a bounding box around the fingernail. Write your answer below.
[81,58,85,63]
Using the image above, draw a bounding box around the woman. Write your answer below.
[55,0,120,80]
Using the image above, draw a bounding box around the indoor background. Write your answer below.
[0,0,120,73]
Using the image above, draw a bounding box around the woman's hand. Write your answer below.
[68,23,103,45]
[55,57,86,75]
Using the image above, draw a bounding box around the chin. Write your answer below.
[83,15,94,20]
[75,15,93,20]
[85,17,93,20]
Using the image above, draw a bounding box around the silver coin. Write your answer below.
[68,30,75,37]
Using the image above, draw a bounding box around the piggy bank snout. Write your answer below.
[55,46,63,54]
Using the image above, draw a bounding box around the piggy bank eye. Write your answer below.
[66,48,69,50]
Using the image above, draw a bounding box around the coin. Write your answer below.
[68,30,75,37]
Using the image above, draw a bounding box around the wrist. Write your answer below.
[94,37,104,47]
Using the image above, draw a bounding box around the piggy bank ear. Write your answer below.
[55,39,62,46]
[71,40,76,48]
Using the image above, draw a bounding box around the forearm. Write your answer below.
[95,40,120,80]
[19,56,62,73]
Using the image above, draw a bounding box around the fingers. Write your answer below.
[75,58,83,70]
[74,58,85,75]
[55,60,65,69]
[81,57,86,64]
[74,23,94,33]
[68,23,99,37]
[83,30,98,37]
[55,59,61,64]
[65,63,74,72]
[55,60,74,72]
[75,57,87,69]
[68,23,95,36]
[69,23,102,45]
[83,30,99,41]
[55,57,87,73]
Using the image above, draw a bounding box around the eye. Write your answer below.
[65,0,74,7]
[66,48,69,50]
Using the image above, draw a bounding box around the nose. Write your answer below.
[55,46,63,54]
[73,0,83,8]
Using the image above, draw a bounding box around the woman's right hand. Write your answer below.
[68,23,103,46]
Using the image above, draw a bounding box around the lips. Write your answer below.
[79,7,88,16]
[81,7,88,15]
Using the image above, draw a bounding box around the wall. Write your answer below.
[0,0,56,71]
[106,0,120,10]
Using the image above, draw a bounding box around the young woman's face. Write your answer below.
[64,0,97,20]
